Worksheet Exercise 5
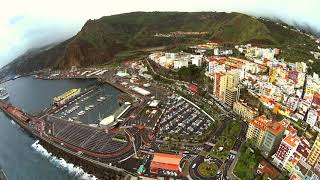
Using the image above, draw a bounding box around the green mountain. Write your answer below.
[2,11,318,75]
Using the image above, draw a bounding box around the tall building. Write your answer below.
[233,100,259,122]
[225,88,240,107]
[213,72,227,100]
[273,134,300,170]
[226,70,240,89]
[260,121,285,158]
[246,115,272,148]
[213,71,240,102]
[307,133,320,166]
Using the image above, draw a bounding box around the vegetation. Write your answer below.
[209,121,241,161]
[3,11,319,76]
[261,19,317,66]
[177,65,204,83]
[198,162,218,177]
[234,142,263,180]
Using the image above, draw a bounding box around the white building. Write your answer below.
[208,60,225,74]
[191,55,203,67]
[306,109,318,127]
[214,48,219,56]
[286,96,299,111]
[165,53,178,59]
[173,60,189,69]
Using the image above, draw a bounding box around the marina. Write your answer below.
[0,61,205,179]
[51,85,120,125]
[0,77,118,180]
[0,74,148,179]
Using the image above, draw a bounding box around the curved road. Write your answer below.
[189,94,248,180]
[189,118,229,180]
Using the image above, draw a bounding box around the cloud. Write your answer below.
[0,0,320,67]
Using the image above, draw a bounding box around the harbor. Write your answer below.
[0,71,152,179]
[0,87,139,179]
[0,61,187,179]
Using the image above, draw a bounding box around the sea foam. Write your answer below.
[31,140,98,180]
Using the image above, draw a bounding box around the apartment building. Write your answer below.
[273,134,300,170]
[260,121,285,158]
[233,100,259,122]
[307,134,320,166]
[246,115,272,148]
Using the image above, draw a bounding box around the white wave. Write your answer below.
[31,140,98,180]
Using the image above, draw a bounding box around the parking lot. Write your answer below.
[158,95,213,139]
[52,85,120,124]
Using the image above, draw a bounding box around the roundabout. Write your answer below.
[197,162,218,177]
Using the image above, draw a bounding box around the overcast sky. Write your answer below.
[1,0,320,68]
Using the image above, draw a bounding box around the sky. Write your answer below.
[1,0,320,68]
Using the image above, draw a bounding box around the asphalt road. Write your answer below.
[222,115,248,179]
[189,117,229,180]
[189,94,248,180]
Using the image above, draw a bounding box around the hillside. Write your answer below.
[1,11,318,75]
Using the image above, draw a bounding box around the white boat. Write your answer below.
[77,111,85,116]
[0,86,9,100]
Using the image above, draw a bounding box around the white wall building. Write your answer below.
[173,60,189,69]
[306,109,318,127]
[191,55,203,67]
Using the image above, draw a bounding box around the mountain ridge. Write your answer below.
[1,11,318,76]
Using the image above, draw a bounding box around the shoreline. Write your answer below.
[0,75,141,179]
[0,100,135,180]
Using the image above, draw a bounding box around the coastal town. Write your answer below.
[1,37,320,180]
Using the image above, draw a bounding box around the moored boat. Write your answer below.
[0,86,9,100]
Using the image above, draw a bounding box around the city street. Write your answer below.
[189,93,248,180]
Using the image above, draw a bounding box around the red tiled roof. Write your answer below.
[150,153,182,171]
[188,84,198,93]
[286,125,297,135]
[290,173,302,180]
[150,162,179,171]
[267,122,285,135]
[209,57,217,62]
[296,138,310,158]
[250,116,270,131]
[152,153,182,165]
[283,134,300,148]
[258,160,280,179]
